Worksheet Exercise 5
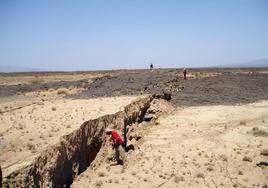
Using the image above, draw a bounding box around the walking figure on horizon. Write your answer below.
[150,63,154,71]
[183,68,187,80]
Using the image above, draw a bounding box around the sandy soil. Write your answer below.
[0,72,106,85]
[0,95,139,177]
[1,68,268,187]
[72,100,268,188]
[0,70,137,179]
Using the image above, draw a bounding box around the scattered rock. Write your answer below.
[94,180,103,187]
[195,172,205,178]
[239,121,246,125]
[220,154,228,161]
[252,127,268,136]
[242,156,253,162]
[129,134,142,141]
[207,166,214,171]
[98,171,106,177]
[174,176,185,183]
[144,114,156,122]
[260,149,268,156]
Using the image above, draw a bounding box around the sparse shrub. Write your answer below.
[51,107,57,111]
[98,171,105,177]
[48,88,55,92]
[18,124,24,130]
[94,180,103,187]
[252,127,268,136]
[57,88,70,95]
[240,121,246,125]
[207,166,214,171]
[39,134,44,139]
[29,76,44,84]
[27,143,35,150]
[220,154,228,161]
[66,124,71,128]
[196,172,205,178]
[242,156,252,162]
[114,179,119,184]
[174,176,185,183]
[260,148,268,156]
[81,82,89,88]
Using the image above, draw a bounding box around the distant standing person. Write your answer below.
[105,128,126,165]
[150,63,154,71]
[183,68,187,80]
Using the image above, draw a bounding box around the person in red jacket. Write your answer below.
[105,128,125,165]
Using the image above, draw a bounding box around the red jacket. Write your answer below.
[111,130,123,145]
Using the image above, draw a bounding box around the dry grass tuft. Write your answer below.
[239,121,246,125]
[29,76,44,84]
[26,143,35,150]
[56,88,70,95]
[114,179,119,184]
[98,171,106,177]
[174,176,185,183]
[260,148,268,156]
[242,156,252,162]
[94,180,103,187]
[65,124,71,128]
[252,127,268,136]
[220,154,228,161]
[207,166,214,171]
[195,172,205,178]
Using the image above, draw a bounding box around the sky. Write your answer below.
[0,0,268,71]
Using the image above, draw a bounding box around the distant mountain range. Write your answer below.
[0,59,267,73]
[0,65,45,73]
[220,58,268,68]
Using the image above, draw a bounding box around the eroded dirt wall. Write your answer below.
[3,96,153,187]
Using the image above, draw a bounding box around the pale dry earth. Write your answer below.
[0,72,105,85]
[0,69,268,187]
[72,101,268,188]
[0,96,139,177]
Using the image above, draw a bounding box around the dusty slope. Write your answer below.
[72,101,268,188]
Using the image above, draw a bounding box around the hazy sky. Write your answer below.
[0,0,268,71]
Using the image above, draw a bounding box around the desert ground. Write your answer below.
[0,68,268,187]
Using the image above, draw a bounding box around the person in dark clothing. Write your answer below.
[150,63,154,71]
[183,68,187,80]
